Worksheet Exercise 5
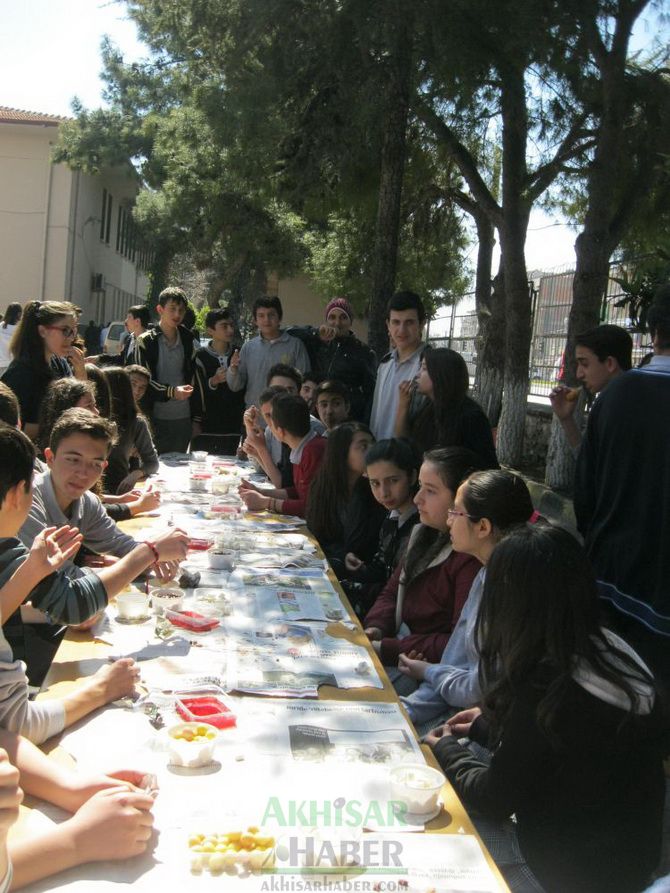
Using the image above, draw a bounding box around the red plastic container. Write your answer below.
[176,695,237,729]
[165,609,220,632]
[188,538,214,551]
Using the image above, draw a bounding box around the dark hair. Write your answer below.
[125,364,150,382]
[460,469,534,537]
[0,422,35,503]
[315,379,350,402]
[0,383,20,427]
[478,523,654,745]
[127,304,150,328]
[412,348,473,448]
[252,296,283,321]
[2,303,22,329]
[37,378,97,452]
[306,422,373,543]
[386,290,426,325]
[205,307,233,330]
[183,304,197,330]
[49,407,117,455]
[576,324,633,371]
[10,300,81,373]
[403,446,481,584]
[647,284,670,350]
[157,287,188,309]
[258,385,285,407]
[301,371,322,386]
[85,363,112,418]
[271,393,310,438]
[267,363,302,389]
[365,437,421,476]
[103,367,139,449]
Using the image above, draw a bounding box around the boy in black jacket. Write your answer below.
[133,287,196,454]
[191,308,244,453]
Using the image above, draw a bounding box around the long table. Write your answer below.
[18,461,508,892]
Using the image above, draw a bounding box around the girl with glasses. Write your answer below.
[0,301,86,439]
[399,469,534,732]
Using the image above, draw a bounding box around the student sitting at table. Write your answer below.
[35,380,159,522]
[305,422,386,578]
[102,366,159,494]
[340,438,420,618]
[0,728,157,889]
[425,523,668,893]
[244,368,324,488]
[0,422,189,732]
[239,393,326,518]
[363,447,481,689]
[314,379,351,433]
[18,409,172,578]
[398,469,535,734]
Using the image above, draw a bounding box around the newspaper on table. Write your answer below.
[230,568,346,623]
[244,699,424,765]
[225,622,382,696]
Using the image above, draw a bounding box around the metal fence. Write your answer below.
[426,265,648,398]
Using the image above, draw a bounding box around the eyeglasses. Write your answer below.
[45,325,76,338]
[447,508,478,521]
[62,455,106,474]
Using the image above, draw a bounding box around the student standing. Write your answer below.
[120,305,150,365]
[549,324,632,452]
[133,287,195,454]
[1,301,86,440]
[290,298,376,422]
[369,291,427,441]
[0,304,22,376]
[191,308,245,452]
[574,289,670,685]
[396,348,498,468]
[226,296,310,410]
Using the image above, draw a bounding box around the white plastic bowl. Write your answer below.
[150,587,184,614]
[116,592,150,621]
[167,722,218,768]
[389,763,445,816]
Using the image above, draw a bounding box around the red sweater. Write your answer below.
[364,547,481,664]
[282,434,327,517]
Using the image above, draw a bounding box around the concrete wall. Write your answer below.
[275,274,370,342]
[0,121,149,323]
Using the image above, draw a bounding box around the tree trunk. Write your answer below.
[368,9,412,359]
[494,64,531,466]
[475,259,505,426]
[496,220,532,465]
[147,240,174,303]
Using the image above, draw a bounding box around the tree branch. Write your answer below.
[527,116,597,201]
[414,97,503,226]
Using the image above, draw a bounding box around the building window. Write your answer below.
[105,194,113,244]
[116,207,123,251]
[100,189,107,241]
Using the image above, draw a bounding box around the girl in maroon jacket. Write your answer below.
[363,447,481,682]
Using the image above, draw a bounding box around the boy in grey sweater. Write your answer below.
[0,420,189,743]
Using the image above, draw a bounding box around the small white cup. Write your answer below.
[116,592,150,621]
[389,763,445,817]
[208,548,235,571]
